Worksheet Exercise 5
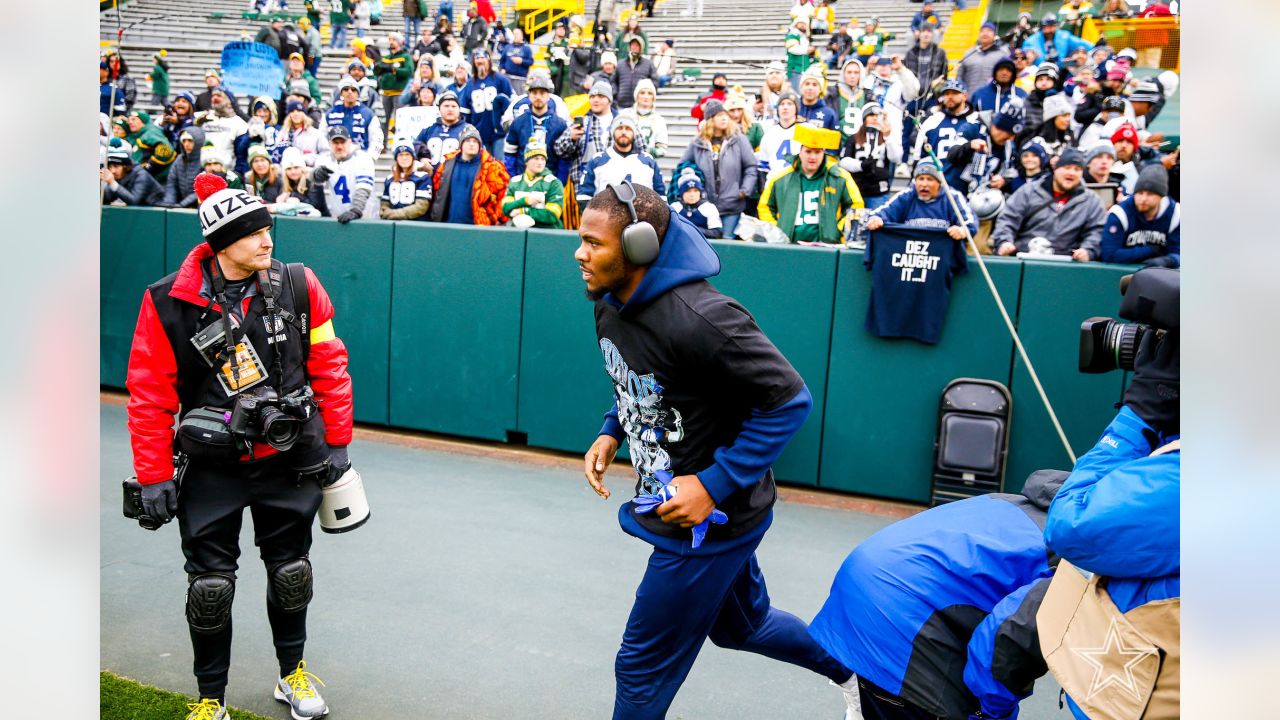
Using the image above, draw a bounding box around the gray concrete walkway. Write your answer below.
[101,402,1067,719]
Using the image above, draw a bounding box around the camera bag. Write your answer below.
[177,406,239,460]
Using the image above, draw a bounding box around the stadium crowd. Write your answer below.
[100,0,1180,265]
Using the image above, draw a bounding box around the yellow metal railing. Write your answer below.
[515,0,583,39]
[941,0,992,65]
[1082,16,1180,71]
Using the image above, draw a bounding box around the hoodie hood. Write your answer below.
[1020,469,1068,510]
[178,126,206,160]
[608,208,721,315]
[252,96,279,125]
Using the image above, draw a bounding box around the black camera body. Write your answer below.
[1079,267,1179,374]
[227,385,315,452]
[122,477,164,530]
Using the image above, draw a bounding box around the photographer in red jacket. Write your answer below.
[125,173,353,720]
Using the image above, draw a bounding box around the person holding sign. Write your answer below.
[124,171,354,720]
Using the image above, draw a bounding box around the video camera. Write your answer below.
[1079,268,1179,374]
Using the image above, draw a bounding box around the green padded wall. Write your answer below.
[516,229,617,454]
[1003,261,1133,489]
[389,223,525,441]
[707,242,839,487]
[164,209,204,274]
[820,250,1023,502]
[272,216,394,425]
[101,207,167,388]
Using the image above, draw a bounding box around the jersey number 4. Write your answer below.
[333,175,350,203]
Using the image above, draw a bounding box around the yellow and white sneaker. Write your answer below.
[274,661,329,719]
[184,698,229,720]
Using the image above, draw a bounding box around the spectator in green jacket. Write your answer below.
[148,50,170,108]
[125,109,177,183]
[375,32,415,135]
[502,142,565,228]
[758,123,862,243]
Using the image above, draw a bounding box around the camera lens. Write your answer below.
[259,407,301,451]
[1112,323,1144,372]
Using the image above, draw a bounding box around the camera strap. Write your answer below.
[256,268,289,398]
[207,258,243,391]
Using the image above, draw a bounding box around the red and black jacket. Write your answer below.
[126,242,354,484]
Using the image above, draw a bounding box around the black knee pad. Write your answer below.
[186,573,236,634]
[268,557,313,612]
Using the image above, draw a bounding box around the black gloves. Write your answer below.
[327,445,351,486]
[1124,328,1179,436]
[336,208,360,224]
[140,479,179,524]
[312,165,333,183]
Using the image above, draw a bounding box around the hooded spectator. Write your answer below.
[1100,163,1179,266]
[611,37,657,111]
[991,146,1105,259]
[429,124,510,224]
[825,59,866,137]
[124,109,177,182]
[102,144,164,206]
[160,127,207,208]
[970,56,1027,122]
[759,124,861,244]
[760,61,790,123]
[678,99,758,237]
[1020,63,1061,138]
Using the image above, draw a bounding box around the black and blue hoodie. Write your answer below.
[594,210,812,556]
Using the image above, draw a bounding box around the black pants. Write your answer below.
[178,455,322,698]
[857,677,947,720]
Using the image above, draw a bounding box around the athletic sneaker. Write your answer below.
[833,675,862,720]
[184,698,228,720]
[274,661,329,719]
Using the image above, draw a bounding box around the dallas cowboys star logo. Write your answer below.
[1071,618,1158,702]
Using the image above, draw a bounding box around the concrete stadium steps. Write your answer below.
[103,0,955,181]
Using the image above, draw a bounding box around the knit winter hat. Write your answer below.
[611,114,639,134]
[677,168,703,193]
[1085,142,1116,164]
[1020,141,1049,168]
[600,51,618,66]
[1128,80,1162,105]
[1042,92,1073,119]
[1100,95,1125,112]
[247,144,271,162]
[1035,63,1060,80]
[1134,163,1169,196]
[992,106,1024,134]
[1056,147,1085,169]
[524,141,548,160]
[589,81,614,99]
[701,99,727,119]
[280,146,308,169]
[459,123,483,147]
[1111,123,1139,146]
[195,173,272,252]
[914,161,943,181]
[633,78,657,101]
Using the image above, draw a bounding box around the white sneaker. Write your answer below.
[274,661,329,719]
[833,675,862,720]
[184,698,229,720]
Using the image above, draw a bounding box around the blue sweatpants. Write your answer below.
[613,535,852,719]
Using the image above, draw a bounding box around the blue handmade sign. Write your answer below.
[219,41,284,98]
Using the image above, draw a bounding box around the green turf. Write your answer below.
[101,672,276,720]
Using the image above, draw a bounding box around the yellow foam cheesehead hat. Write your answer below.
[793,123,842,151]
